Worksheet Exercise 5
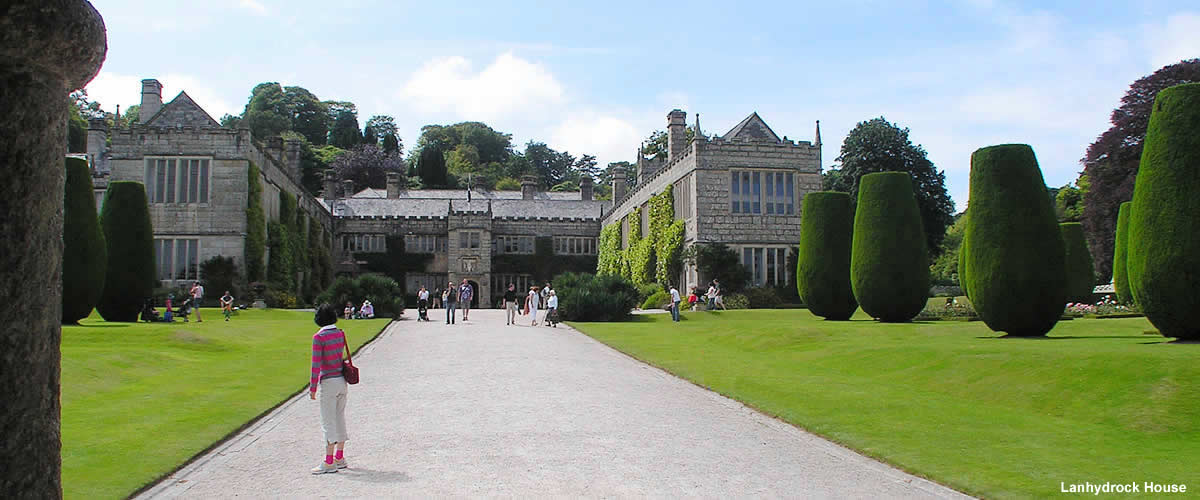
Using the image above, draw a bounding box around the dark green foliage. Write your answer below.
[200,256,239,300]
[963,144,1066,336]
[1060,223,1095,302]
[490,237,597,284]
[307,219,334,301]
[67,101,87,153]
[416,144,448,187]
[850,172,929,322]
[266,221,294,292]
[553,272,640,322]
[635,283,663,302]
[683,243,750,293]
[642,290,672,310]
[62,157,106,323]
[1112,202,1133,304]
[743,287,784,309]
[97,182,156,322]
[245,163,267,282]
[1127,83,1200,340]
[796,192,857,320]
[316,273,404,317]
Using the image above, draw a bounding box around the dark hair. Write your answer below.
[314,303,339,327]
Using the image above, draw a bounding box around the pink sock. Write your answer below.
[325,455,334,464]
[335,450,344,460]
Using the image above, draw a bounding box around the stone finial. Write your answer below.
[815,120,821,147]
[386,172,402,199]
[521,175,538,200]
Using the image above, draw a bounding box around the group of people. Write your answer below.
[501,282,557,327]
[689,279,726,311]
[414,278,477,324]
[342,300,375,320]
[139,282,237,322]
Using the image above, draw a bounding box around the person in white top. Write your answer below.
[545,290,559,327]
[527,286,540,326]
[669,285,681,322]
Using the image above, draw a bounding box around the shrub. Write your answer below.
[97,181,156,322]
[200,256,240,303]
[683,243,750,293]
[264,287,299,309]
[554,271,639,322]
[850,172,929,322]
[62,157,106,323]
[1112,201,1133,304]
[1060,222,1095,303]
[316,273,404,317]
[635,282,663,301]
[642,290,672,310]
[1127,83,1200,340]
[963,144,1066,336]
[722,293,749,309]
[743,287,784,309]
[796,191,857,320]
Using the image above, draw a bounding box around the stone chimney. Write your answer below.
[613,168,627,202]
[521,175,538,200]
[323,169,337,201]
[667,109,687,162]
[139,79,163,124]
[386,172,402,199]
[86,117,108,174]
[266,136,284,165]
[580,176,593,201]
[342,179,355,199]
[284,138,302,183]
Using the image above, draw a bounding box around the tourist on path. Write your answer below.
[309,304,350,474]
[417,286,429,322]
[545,290,558,327]
[712,279,726,310]
[540,282,551,309]
[669,285,681,322]
[527,286,540,326]
[220,291,234,321]
[503,283,518,325]
[190,281,204,322]
[445,281,458,324]
[459,279,473,321]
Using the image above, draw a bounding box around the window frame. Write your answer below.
[730,169,796,216]
[144,157,212,205]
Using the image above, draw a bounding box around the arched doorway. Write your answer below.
[467,280,480,309]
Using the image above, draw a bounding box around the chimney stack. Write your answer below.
[323,170,337,201]
[667,109,687,162]
[342,180,355,199]
[613,168,627,202]
[580,176,593,201]
[139,79,163,124]
[284,138,302,183]
[386,172,402,199]
[521,175,538,200]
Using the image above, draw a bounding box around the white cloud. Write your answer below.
[549,112,645,167]
[82,71,237,119]
[82,70,142,112]
[1144,12,1200,69]
[399,52,564,121]
[238,0,268,15]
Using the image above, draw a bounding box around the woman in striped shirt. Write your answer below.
[310,304,350,474]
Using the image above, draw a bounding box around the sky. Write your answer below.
[84,0,1199,211]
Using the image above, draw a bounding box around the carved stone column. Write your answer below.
[0,1,106,497]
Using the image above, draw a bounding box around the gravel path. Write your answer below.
[137,310,970,499]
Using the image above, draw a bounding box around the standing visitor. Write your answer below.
[713,279,727,310]
[545,290,559,327]
[706,282,717,310]
[417,286,430,322]
[503,283,518,326]
[190,281,205,322]
[459,279,473,321]
[432,286,442,309]
[527,286,540,326]
[669,284,681,322]
[309,303,350,474]
[540,282,551,309]
[220,291,234,321]
[445,281,458,324]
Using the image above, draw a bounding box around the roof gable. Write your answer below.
[722,112,781,143]
[144,91,221,128]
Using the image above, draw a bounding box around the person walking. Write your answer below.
[189,281,204,322]
[459,279,473,321]
[444,281,458,324]
[417,286,430,322]
[669,284,682,322]
[706,282,717,310]
[309,303,350,474]
[220,290,234,321]
[713,279,727,310]
[545,290,559,327]
[503,283,518,326]
[540,282,551,309]
[527,286,540,326]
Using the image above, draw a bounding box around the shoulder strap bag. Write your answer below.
[342,341,360,385]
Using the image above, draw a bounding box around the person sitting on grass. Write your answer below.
[360,300,374,319]
[344,302,354,320]
[140,299,160,322]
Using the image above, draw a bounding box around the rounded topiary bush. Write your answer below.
[850,172,929,322]
[1060,222,1095,303]
[796,191,857,320]
[963,144,1065,337]
[1112,201,1133,304]
[62,157,107,323]
[1127,83,1200,340]
[97,181,156,322]
[554,271,639,321]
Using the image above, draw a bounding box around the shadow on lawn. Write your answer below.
[977,335,1162,340]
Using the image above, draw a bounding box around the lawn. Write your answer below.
[61,308,391,499]
[570,309,1199,499]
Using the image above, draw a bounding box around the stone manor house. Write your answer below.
[87,78,821,307]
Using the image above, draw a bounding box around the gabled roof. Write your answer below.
[144,91,221,128]
[722,112,781,143]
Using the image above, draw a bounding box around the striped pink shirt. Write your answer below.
[310,325,346,393]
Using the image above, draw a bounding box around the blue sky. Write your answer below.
[85,0,1199,210]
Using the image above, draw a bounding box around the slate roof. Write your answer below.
[722,112,781,143]
[354,188,586,201]
[328,189,610,220]
[144,91,221,128]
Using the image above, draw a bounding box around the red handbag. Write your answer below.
[342,342,359,385]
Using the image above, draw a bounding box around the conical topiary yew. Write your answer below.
[96,181,156,322]
[797,192,858,320]
[62,157,107,323]
[1127,83,1200,340]
[1060,222,1095,303]
[850,172,929,322]
[963,144,1065,336]
[1112,201,1133,304]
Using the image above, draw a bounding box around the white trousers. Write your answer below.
[319,377,349,444]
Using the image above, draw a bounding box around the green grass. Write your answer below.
[62,308,390,499]
[570,310,1199,499]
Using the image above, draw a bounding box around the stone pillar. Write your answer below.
[521,175,537,200]
[386,172,401,199]
[284,138,301,184]
[580,176,593,201]
[139,78,162,123]
[613,169,628,202]
[342,179,355,199]
[323,169,337,201]
[0,1,106,497]
[667,109,687,162]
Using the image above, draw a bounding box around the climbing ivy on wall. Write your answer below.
[597,223,622,275]
[245,162,267,282]
[657,220,685,285]
[598,187,685,287]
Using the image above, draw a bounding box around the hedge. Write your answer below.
[244,162,266,282]
[1112,201,1133,304]
[850,172,929,322]
[796,192,857,320]
[96,181,156,322]
[963,144,1065,336]
[316,273,405,318]
[957,210,971,301]
[62,157,107,323]
[554,272,639,321]
[1060,222,1095,303]
[1127,83,1200,340]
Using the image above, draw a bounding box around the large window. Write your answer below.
[155,238,199,281]
[492,273,534,304]
[731,170,794,215]
[404,234,446,253]
[554,236,596,255]
[495,235,534,254]
[145,158,210,204]
[342,233,385,253]
[742,246,790,287]
[459,231,481,249]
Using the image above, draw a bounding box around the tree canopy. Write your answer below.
[331,144,405,191]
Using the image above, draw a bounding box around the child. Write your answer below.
[164,295,175,322]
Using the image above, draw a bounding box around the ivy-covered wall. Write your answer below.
[597,223,622,275]
[245,162,267,282]
[597,186,685,287]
